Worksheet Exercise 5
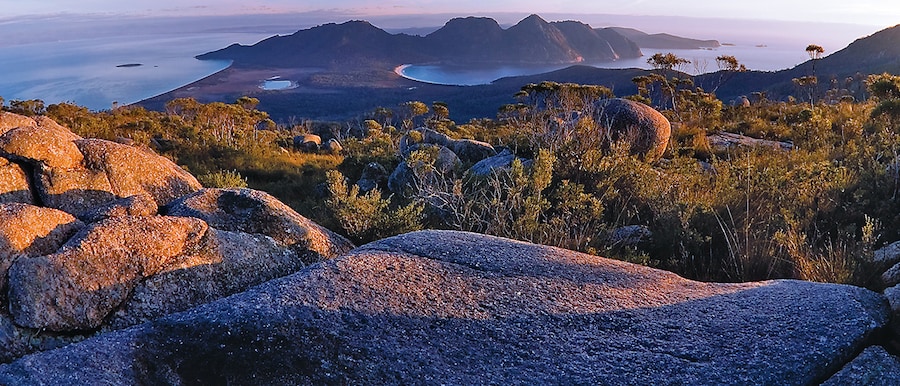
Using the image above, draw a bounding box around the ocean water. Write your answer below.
[399,44,810,86]
[0,32,272,111]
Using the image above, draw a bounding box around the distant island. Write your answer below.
[115,63,143,68]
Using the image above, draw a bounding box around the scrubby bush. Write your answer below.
[19,77,900,288]
[198,169,248,188]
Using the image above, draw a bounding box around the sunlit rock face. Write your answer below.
[0,113,202,215]
[0,113,353,364]
[594,98,671,161]
[0,230,888,385]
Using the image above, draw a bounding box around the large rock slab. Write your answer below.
[105,228,304,330]
[0,203,83,294]
[0,124,83,169]
[77,193,158,224]
[707,132,794,152]
[7,216,209,331]
[0,230,887,385]
[0,113,36,136]
[822,346,900,386]
[74,138,201,208]
[0,157,33,204]
[166,188,353,261]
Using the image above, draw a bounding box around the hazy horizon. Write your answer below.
[2,0,898,27]
[0,2,894,110]
[0,11,886,54]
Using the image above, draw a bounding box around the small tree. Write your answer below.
[647,53,691,111]
[712,55,747,93]
[400,101,428,130]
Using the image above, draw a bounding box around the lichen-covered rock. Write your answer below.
[106,228,302,330]
[884,285,900,350]
[609,224,653,247]
[399,128,495,164]
[35,166,115,214]
[75,139,201,207]
[0,124,83,169]
[822,346,900,386]
[0,113,36,136]
[594,98,671,161]
[451,138,496,164]
[707,132,793,152]
[323,138,343,153]
[0,203,83,294]
[293,134,321,151]
[0,231,887,385]
[0,158,32,204]
[77,193,158,223]
[467,148,519,176]
[389,144,461,195]
[355,162,388,193]
[884,262,900,288]
[8,216,208,331]
[874,241,900,268]
[166,188,353,260]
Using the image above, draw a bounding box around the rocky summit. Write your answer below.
[0,230,890,385]
[0,112,898,384]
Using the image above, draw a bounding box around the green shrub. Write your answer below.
[198,169,248,188]
[324,170,423,244]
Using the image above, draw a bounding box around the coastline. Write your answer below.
[131,60,234,108]
[393,64,466,86]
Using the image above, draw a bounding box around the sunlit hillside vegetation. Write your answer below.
[4,69,900,288]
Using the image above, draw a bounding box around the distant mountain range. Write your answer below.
[152,16,900,123]
[609,27,720,49]
[197,14,718,67]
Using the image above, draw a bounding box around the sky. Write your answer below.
[1,0,898,28]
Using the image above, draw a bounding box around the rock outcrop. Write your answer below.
[389,143,462,195]
[0,113,202,215]
[594,98,671,161]
[0,204,84,295]
[466,148,523,176]
[293,134,321,151]
[399,128,496,164]
[0,113,354,364]
[707,131,794,152]
[166,188,354,261]
[0,230,887,384]
[0,158,33,204]
[9,216,209,331]
[823,346,900,386]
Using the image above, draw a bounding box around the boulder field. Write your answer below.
[0,112,898,384]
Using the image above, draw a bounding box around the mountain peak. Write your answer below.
[515,14,551,27]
